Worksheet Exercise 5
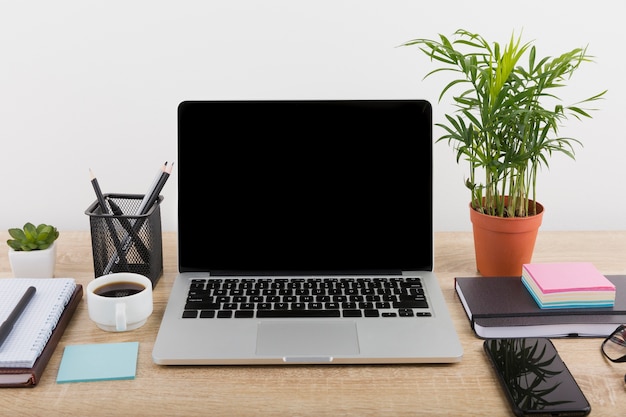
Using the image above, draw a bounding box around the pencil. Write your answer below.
[116,162,172,261]
[102,161,172,274]
[141,162,173,214]
[89,168,109,215]
[89,169,128,272]
[136,161,167,216]
[108,199,150,263]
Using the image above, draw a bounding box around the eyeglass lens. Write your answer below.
[603,326,626,362]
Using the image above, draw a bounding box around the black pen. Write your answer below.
[0,286,36,348]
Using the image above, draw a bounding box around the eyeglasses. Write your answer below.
[601,324,626,383]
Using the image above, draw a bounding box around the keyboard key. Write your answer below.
[199,310,216,318]
[343,309,362,317]
[185,300,220,310]
[393,300,429,309]
[256,310,341,318]
[393,295,429,309]
[182,310,198,318]
[235,310,254,318]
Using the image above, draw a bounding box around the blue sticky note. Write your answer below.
[56,342,139,383]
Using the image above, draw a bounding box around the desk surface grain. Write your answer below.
[0,231,624,416]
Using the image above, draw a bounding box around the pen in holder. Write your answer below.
[85,193,164,288]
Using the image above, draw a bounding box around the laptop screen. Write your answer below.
[177,100,433,275]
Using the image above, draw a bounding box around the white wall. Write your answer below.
[1,1,623,233]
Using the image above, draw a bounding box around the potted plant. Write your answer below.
[7,222,60,277]
[402,29,606,276]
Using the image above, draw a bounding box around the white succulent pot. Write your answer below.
[8,241,57,278]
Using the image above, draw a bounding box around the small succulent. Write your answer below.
[7,222,59,251]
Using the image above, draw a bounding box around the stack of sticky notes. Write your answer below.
[56,342,139,383]
[521,262,616,309]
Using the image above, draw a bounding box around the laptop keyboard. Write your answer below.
[182,276,431,319]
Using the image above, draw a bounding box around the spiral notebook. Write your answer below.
[0,278,81,387]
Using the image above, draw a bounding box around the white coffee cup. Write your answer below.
[87,272,153,332]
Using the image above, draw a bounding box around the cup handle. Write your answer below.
[115,303,127,331]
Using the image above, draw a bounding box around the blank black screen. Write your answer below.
[177,100,432,275]
[484,338,591,416]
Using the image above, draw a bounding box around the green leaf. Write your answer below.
[23,223,37,241]
[8,228,26,241]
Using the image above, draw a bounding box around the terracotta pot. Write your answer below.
[469,201,544,277]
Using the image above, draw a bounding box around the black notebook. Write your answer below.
[455,275,626,339]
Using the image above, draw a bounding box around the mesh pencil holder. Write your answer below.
[85,193,164,287]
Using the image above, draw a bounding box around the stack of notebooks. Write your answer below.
[455,265,625,339]
[521,262,616,309]
[0,278,82,387]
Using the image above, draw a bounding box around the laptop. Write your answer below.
[152,99,463,365]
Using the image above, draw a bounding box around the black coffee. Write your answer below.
[94,281,146,298]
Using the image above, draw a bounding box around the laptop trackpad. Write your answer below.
[256,321,360,359]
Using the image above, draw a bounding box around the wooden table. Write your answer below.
[1,231,624,416]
